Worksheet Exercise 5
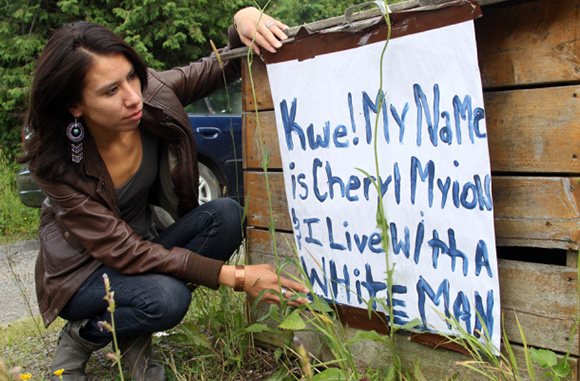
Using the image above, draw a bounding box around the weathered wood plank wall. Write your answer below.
[249,228,579,378]
[240,0,580,378]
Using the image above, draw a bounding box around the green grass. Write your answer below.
[0,149,39,245]
[0,285,299,380]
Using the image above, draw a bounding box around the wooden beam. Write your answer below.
[244,172,290,231]
[243,85,580,175]
[499,258,579,355]
[244,172,580,250]
[248,228,580,358]
[476,0,580,88]
[568,249,579,268]
[493,176,580,250]
[485,85,580,174]
[242,111,279,169]
[241,59,273,112]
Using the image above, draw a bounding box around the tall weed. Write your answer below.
[435,247,580,380]
[163,284,285,380]
[0,149,39,244]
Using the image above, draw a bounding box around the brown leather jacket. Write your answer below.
[33,27,243,328]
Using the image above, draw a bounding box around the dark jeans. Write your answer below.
[60,198,244,344]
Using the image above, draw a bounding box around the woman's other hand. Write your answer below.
[219,264,310,307]
[233,7,289,55]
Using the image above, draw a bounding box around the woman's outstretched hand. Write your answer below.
[233,7,289,55]
[219,264,310,307]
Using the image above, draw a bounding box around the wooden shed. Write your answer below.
[225,0,580,377]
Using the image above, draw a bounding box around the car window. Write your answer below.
[187,98,211,114]
[186,79,242,115]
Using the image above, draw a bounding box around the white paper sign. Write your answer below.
[266,20,500,350]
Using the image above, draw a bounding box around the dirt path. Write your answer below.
[0,240,40,325]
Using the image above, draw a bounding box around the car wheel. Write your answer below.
[198,162,221,205]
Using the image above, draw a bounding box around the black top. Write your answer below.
[116,128,159,239]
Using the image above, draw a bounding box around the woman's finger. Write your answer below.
[253,23,283,53]
[235,8,288,54]
[264,19,289,42]
[279,286,310,306]
[281,279,309,295]
[238,34,260,55]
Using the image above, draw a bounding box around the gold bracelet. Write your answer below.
[234,265,245,292]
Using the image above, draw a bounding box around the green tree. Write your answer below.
[267,0,404,27]
[268,0,361,26]
[0,0,397,161]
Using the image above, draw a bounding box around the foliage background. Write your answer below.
[0,0,375,163]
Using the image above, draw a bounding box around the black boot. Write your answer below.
[118,335,167,380]
[51,320,108,381]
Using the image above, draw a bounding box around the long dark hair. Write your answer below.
[21,21,148,180]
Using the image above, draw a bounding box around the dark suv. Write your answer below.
[16,80,244,208]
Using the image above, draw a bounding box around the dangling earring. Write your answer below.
[66,118,85,163]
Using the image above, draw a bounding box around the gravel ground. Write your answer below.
[0,240,40,325]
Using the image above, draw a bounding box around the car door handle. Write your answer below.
[196,127,221,139]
